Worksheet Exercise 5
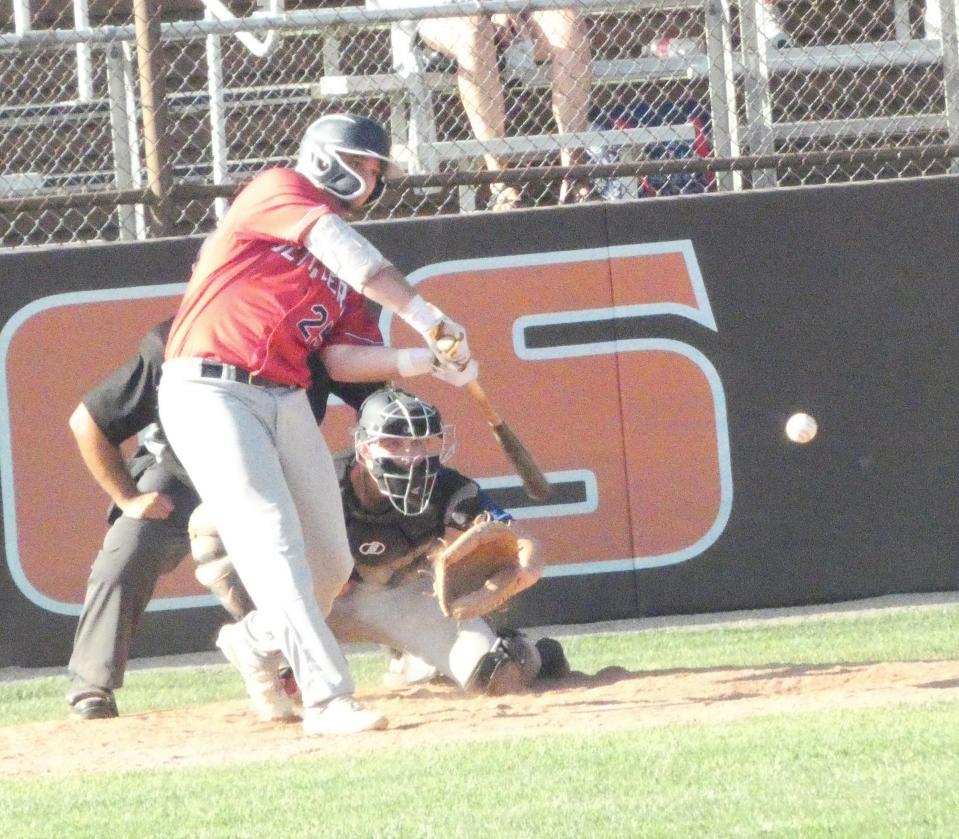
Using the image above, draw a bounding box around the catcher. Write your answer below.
[191,386,568,720]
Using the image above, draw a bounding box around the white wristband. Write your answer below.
[399,295,444,336]
[396,347,435,377]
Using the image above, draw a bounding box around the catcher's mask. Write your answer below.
[355,387,454,515]
[295,113,402,204]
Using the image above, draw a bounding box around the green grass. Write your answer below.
[559,604,959,672]
[3,604,959,837]
[3,704,959,838]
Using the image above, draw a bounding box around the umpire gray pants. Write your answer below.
[68,461,199,692]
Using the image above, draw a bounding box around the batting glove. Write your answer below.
[400,295,472,370]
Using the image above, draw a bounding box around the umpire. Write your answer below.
[65,317,377,719]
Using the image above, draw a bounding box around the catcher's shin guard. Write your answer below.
[195,557,255,621]
[464,630,541,696]
[190,503,255,620]
[188,502,224,564]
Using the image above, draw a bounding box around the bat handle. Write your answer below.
[465,379,503,427]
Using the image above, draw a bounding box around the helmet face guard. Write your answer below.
[355,388,453,515]
[296,114,401,204]
[374,452,441,516]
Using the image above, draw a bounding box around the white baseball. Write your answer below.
[785,412,818,444]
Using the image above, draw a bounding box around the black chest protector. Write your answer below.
[345,502,445,568]
[335,453,485,571]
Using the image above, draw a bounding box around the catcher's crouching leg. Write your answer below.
[188,503,255,621]
[464,630,542,696]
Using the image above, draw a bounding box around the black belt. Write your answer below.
[199,361,289,388]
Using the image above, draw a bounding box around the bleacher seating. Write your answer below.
[309,1,954,208]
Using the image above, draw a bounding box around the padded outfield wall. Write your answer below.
[2,175,958,667]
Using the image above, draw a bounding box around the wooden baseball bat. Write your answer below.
[464,379,551,502]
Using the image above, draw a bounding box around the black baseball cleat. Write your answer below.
[535,637,572,679]
[69,689,119,720]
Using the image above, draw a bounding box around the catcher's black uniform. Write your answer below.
[322,454,525,688]
[334,452,509,587]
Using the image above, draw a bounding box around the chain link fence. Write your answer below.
[2,1,958,247]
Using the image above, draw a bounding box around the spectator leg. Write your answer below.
[530,9,594,201]
[419,15,521,208]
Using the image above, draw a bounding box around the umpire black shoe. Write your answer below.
[69,688,119,720]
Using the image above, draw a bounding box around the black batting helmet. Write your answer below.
[296,113,402,203]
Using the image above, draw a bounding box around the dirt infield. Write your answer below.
[4,659,959,779]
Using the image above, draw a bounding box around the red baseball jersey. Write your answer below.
[166,167,383,387]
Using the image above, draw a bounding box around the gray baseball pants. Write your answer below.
[158,360,356,707]
[328,576,497,686]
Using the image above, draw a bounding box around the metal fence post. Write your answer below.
[205,12,231,222]
[706,0,743,192]
[72,0,94,101]
[940,2,959,175]
[106,43,145,240]
[133,0,172,235]
[12,0,31,34]
[740,0,776,188]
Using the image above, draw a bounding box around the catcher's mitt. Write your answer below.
[431,513,542,621]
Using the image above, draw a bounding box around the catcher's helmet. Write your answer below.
[296,113,401,203]
[354,387,453,515]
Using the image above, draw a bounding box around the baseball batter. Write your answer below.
[64,317,381,720]
[190,388,568,720]
[158,113,478,736]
